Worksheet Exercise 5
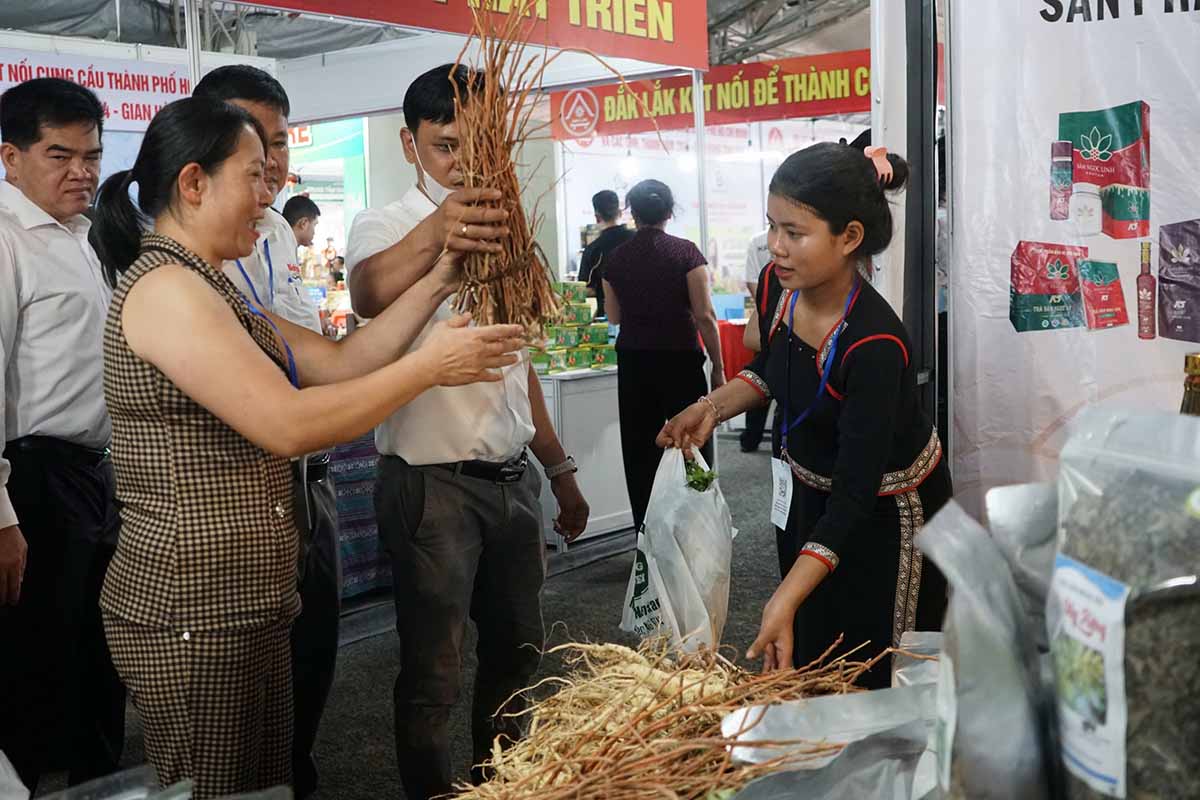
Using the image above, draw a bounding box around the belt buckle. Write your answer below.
[498,455,526,484]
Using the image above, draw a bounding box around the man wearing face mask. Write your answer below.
[192,65,338,800]
[0,78,125,793]
[346,64,590,799]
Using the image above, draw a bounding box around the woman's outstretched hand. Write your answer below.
[656,401,717,451]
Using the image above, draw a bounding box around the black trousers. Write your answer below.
[617,349,714,531]
[0,438,126,792]
[289,466,342,800]
[740,404,769,451]
[376,458,545,800]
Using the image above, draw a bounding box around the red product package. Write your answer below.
[1010,241,1088,333]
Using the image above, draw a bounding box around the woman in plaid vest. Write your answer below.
[89,97,524,798]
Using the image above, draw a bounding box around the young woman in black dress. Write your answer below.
[659,142,951,688]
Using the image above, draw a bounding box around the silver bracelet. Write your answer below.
[699,395,722,423]
[544,455,578,480]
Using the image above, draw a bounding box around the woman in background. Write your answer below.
[90,97,523,797]
[603,179,725,531]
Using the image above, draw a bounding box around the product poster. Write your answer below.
[948,2,1200,513]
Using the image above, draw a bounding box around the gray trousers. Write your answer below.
[376,457,546,800]
[289,470,341,799]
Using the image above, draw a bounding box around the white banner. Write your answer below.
[949,3,1200,514]
[0,48,193,132]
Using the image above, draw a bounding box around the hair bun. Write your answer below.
[882,153,911,192]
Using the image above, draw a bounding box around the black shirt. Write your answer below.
[738,271,935,559]
[578,225,635,318]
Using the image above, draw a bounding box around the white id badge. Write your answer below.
[770,457,793,529]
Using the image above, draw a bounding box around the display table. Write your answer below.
[537,367,634,552]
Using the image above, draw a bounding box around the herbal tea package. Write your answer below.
[1010,241,1087,333]
[1058,102,1150,240]
[1051,409,1200,799]
[1157,218,1200,344]
[1077,260,1129,330]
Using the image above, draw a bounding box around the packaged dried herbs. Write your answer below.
[1051,410,1200,799]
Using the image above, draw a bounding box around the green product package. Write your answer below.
[581,323,610,346]
[589,345,618,369]
[561,303,594,326]
[555,281,589,304]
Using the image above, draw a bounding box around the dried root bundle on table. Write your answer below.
[453,639,878,800]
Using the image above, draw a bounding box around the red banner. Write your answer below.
[551,49,871,140]
[246,0,707,70]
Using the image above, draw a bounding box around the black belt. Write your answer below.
[435,452,528,484]
[292,453,331,483]
[5,435,110,468]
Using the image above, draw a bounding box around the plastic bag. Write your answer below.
[732,720,932,800]
[0,750,29,800]
[1051,410,1200,799]
[917,502,1053,800]
[619,449,734,650]
[892,631,943,689]
[985,483,1058,651]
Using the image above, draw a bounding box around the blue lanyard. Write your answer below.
[234,238,275,309]
[781,278,859,449]
[233,239,296,389]
[239,295,299,389]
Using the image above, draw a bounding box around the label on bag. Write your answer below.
[770,458,794,529]
[1048,555,1130,798]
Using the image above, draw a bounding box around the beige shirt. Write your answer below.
[345,185,534,465]
[222,208,322,334]
[0,181,112,529]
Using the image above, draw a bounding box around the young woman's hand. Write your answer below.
[421,314,526,386]
[748,556,830,672]
[656,401,718,451]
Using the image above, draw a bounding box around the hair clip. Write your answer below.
[864,146,892,185]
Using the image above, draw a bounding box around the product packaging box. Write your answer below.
[1010,241,1087,333]
[1158,219,1200,344]
[1058,101,1150,239]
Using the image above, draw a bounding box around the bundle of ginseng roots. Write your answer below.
[452,639,880,800]
[449,7,561,334]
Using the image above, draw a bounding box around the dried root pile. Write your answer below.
[453,639,879,800]
[451,5,561,334]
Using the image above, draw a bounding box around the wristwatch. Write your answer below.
[545,456,578,480]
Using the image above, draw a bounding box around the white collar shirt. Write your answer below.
[222,207,322,334]
[745,229,772,285]
[344,184,534,465]
[0,180,112,528]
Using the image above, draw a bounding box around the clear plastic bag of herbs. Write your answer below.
[1053,410,1200,799]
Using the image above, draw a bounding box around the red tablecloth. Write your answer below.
[717,320,755,382]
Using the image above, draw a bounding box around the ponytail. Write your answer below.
[88,97,267,288]
[91,169,143,288]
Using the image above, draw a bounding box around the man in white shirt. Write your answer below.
[0,78,125,792]
[193,66,336,800]
[741,228,773,452]
[347,64,590,799]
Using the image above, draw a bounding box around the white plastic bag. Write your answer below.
[620,449,734,651]
[0,750,30,800]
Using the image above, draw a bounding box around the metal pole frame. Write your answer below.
[903,0,938,424]
[183,0,203,87]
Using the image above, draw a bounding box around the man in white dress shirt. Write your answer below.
[0,78,125,792]
[193,66,337,800]
[347,64,590,799]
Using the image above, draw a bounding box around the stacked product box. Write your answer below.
[531,283,617,373]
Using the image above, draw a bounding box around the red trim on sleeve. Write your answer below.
[735,373,768,399]
[842,334,910,367]
[825,384,845,401]
[801,550,836,573]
